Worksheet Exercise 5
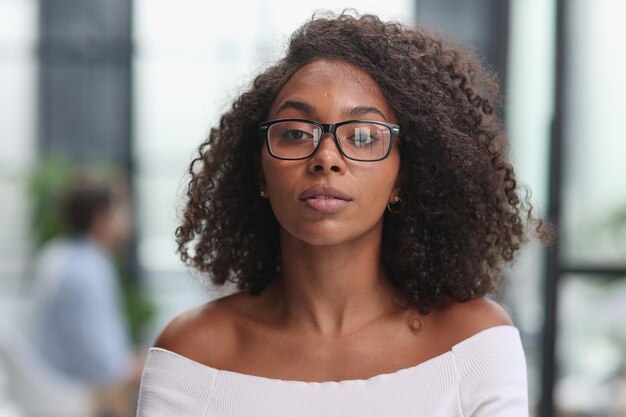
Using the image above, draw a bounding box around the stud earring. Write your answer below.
[260,190,267,198]
[387,196,404,213]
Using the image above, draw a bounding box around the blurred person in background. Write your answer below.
[29,176,142,417]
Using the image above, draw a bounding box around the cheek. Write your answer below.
[356,159,400,199]
[260,154,301,225]
[260,159,302,235]
[261,153,290,194]
[359,175,394,212]
[112,209,132,239]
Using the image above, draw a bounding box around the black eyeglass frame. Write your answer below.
[259,118,401,162]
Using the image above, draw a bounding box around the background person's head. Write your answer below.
[176,12,550,313]
[61,177,132,250]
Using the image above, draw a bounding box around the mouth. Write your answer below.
[299,185,353,213]
[299,184,353,201]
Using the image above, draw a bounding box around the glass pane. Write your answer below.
[561,0,626,265]
[506,0,556,414]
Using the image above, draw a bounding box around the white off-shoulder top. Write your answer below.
[136,325,528,417]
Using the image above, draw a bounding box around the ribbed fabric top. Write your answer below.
[136,325,528,417]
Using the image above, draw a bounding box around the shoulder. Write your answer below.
[448,297,513,326]
[439,300,528,416]
[152,291,250,367]
[431,297,513,346]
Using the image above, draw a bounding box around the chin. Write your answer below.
[281,219,383,248]
[299,234,350,247]
[280,222,349,246]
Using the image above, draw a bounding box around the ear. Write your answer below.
[390,169,403,204]
[388,188,401,204]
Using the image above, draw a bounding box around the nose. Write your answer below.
[307,132,347,174]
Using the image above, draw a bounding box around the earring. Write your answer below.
[387,196,404,213]
[260,190,267,198]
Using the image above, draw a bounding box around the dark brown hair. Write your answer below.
[176,12,550,313]
[61,179,113,235]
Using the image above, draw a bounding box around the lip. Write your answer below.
[299,184,353,201]
[299,184,353,213]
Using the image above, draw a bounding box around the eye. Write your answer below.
[351,129,381,146]
[273,121,317,142]
[283,129,311,141]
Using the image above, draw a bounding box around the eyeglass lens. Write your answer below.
[267,121,391,160]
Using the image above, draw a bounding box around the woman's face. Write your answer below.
[261,59,401,247]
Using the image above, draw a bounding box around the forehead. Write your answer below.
[269,59,395,121]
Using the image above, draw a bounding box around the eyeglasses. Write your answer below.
[259,119,400,162]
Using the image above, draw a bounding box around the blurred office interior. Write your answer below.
[0,0,625,416]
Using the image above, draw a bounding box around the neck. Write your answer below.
[267,225,401,337]
[85,228,112,251]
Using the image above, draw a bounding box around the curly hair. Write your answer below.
[176,12,551,313]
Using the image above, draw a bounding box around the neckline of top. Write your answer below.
[150,325,518,385]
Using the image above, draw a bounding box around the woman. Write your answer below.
[137,13,549,417]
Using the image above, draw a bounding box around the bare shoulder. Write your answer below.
[153,291,250,366]
[430,297,514,347]
[448,297,513,329]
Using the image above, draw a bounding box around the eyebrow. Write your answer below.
[343,105,387,120]
[274,100,315,117]
[274,101,388,121]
